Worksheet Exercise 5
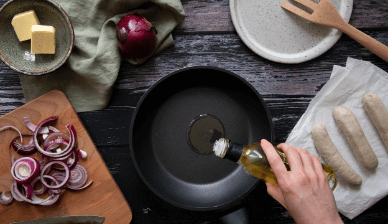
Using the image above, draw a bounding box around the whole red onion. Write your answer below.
[116,13,158,59]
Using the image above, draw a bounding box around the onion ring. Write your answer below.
[11,157,40,184]
[0,191,13,204]
[40,161,70,190]
[24,117,49,134]
[34,117,76,158]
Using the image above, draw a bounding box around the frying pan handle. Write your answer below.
[218,207,249,224]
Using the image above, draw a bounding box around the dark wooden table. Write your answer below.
[2,0,388,223]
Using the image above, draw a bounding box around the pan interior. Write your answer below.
[131,68,273,210]
[187,114,225,155]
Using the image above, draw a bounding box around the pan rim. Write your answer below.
[129,66,275,211]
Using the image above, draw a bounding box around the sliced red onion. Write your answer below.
[0,191,13,204]
[48,126,61,133]
[44,138,69,153]
[11,134,42,155]
[0,126,23,143]
[24,117,49,134]
[11,157,40,184]
[42,175,62,195]
[78,149,87,158]
[10,182,24,202]
[53,150,78,171]
[67,164,87,188]
[3,116,92,207]
[34,117,76,158]
[31,176,46,195]
[22,183,33,199]
[12,181,59,205]
[40,161,70,190]
[51,165,92,190]
[70,180,93,190]
[43,128,65,149]
[39,157,52,174]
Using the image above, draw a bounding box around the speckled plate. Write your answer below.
[0,0,74,75]
[230,0,353,64]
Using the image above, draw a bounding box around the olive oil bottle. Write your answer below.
[213,138,337,191]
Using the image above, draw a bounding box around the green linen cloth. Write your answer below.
[19,0,185,112]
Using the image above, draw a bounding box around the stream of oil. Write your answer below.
[187,114,225,154]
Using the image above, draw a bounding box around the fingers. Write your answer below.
[261,139,288,181]
[265,181,287,209]
[277,143,303,171]
[293,146,314,171]
[310,153,327,183]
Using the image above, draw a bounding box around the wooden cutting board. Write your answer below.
[0,90,132,224]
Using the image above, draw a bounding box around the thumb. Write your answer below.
[265,181,287,210]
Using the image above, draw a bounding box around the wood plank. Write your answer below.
[178,0,388,32]
[1,31,388,115]
[114,31,388,96]
[0,90,132,224]
[0,0,387,34]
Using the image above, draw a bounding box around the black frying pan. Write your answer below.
[129,66,274,211]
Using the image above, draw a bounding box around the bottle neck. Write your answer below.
[213,138,244,162]
[225,141,244,162]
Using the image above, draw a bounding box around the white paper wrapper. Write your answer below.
[286,57,388,220]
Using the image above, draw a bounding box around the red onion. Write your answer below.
[53,150,79,171]
[78,149,87,158]
[10,182,24,202]
[42,175,63,195]
[34,117,76,158]
[24,117,49,134]
[11,157,40,184]
[11,134,43,155]
[44,138,69,152]
[22,183,33,199]
[2,116,91,206]
[66,164,87,189]
[0,126,23,143]
[12,181,59,205]
[40,161,70,190]
[51,164,92,190]
[0,191,13,204]
[42,126,64,149]
[31,176,46,195]
[116,13,157,59]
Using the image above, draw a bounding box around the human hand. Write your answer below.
[261,139,343,224]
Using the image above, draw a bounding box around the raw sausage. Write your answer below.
[363,93,388,147]
[312,122,362,185]
[333,106,378,169]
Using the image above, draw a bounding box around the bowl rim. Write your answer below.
[0,0,74,75]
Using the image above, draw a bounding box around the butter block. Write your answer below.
[11,10,40,42]
[31,25,56,54]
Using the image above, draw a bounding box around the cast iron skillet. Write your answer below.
[129,66,274,211]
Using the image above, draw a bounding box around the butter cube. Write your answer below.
[31,25,56,54]
[11,10,40,42]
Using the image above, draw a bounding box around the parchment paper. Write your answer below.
[286,57,388,220]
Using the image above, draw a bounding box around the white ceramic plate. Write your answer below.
[230,0,353,64]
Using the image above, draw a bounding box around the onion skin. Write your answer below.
[116,13,157,59]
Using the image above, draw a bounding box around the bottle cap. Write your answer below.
[213,138,229,158]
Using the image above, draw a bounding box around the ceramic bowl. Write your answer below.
[0,0,74,75]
